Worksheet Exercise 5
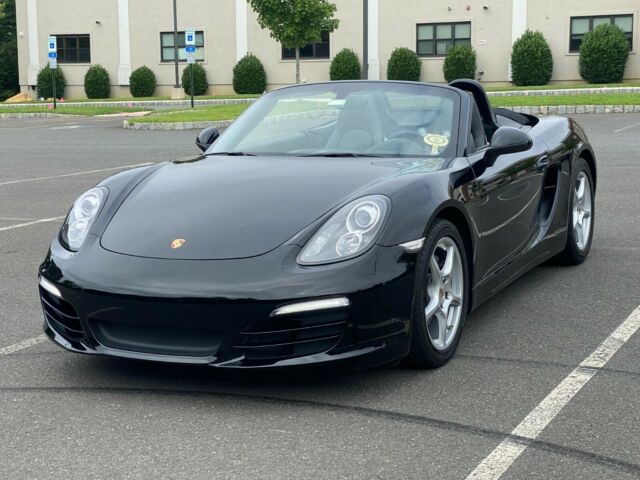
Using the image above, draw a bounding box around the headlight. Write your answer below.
[60,187,107,251]
[298,195,389,265]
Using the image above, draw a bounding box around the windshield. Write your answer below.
[208,82,459,158]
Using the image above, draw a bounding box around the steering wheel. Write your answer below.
[386,130,427,145]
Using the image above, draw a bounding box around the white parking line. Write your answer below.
[0,216,65,232]
[0,162,153,187]
[613,122,640,133]
[0,335,47,355]
[466,305,640,480]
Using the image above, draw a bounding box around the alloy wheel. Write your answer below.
[425,237,464,351]
[572,171,593,251]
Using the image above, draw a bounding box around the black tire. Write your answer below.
[407,219,470,368]
[555,158,595,265]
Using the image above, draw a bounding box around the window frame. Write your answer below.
[569,14,634,53]
[53,34,91,64]
[160,30,205,63]
[281,30,331,60]
[416,21,472,58]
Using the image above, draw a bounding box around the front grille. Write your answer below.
[39,287,83,339]
[234,310,348,362]
[88,318,223,358]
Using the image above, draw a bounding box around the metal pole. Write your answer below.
[190,67,194,108]
[173,0,180,88]
[362,0,368,80]
[52,69,57,109]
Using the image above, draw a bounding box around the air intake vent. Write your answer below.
[234,310,348,362]
[39,287,83,339]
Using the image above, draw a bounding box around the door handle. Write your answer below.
[536,155,550,172]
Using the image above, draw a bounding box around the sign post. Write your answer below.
[185,29,196,108]
[48,36,58,109]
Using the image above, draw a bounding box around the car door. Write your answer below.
[466,134,548,284]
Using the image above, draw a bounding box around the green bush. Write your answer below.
[387,47,421,81]
[330,48,361,81]
[443,45,476,83]
[181,63,208,96]
[84,65,111,99]
[36,65,66,99]
[232,54,266,94]
[579,24,630,84]
[0,89,17,101]
[129,66,157,98]
[510,30,553,86]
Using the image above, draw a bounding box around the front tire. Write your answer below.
[555,158,595,265]
[407,219,469,368]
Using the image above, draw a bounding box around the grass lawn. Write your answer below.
[127,92,640,125]
[490,93,640,107]
[485,82,640,92]
[128,104,250,123]
[0,105,150,116]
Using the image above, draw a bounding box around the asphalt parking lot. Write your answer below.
[1,113,639,479]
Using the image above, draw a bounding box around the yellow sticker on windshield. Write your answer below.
[424,134,449,155]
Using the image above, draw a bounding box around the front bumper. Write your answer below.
[39,235,417,369]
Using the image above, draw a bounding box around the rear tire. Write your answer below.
[555,158,595,265]
[407,219,469,368]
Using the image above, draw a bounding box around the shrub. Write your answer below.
[0,89,17,101]
[84,65,111,99]
[387,47,421,81]
[129,66,157,98]
[443,45,476,83]
[510,30,553,86]
[232,54,267,94]
[36,65,66,99]
[330,48,361,81]
[181,63,208,96]
[579,24,630,84]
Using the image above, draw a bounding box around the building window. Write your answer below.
[416,22,471,57]
[282,31,330,59]
[160,31,205,62]
[570,15,633,52]
[55,34,91,63]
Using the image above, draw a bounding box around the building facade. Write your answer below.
[14,0,640,98]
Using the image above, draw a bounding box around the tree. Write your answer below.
[247,0,339,84]
[0,0,19,100]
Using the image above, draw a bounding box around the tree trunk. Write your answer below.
[295,46,301,84]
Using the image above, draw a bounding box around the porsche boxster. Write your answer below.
[38,79,596,369]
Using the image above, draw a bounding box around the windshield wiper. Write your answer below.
[301,152,381,158]
[207,151,257,156]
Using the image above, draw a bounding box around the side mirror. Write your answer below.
[487,126,532,159]
[196,127,220,152]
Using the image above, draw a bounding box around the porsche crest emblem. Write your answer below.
[171,238,187,249]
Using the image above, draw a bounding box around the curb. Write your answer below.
[487,86,640,97]
[1,98,258,109]
[0,112,76,119]
[123,119,234,131]
[505,104,640,115]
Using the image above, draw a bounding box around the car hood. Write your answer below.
[100,155,407,260]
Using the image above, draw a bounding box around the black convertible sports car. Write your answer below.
[38,79,596,369]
